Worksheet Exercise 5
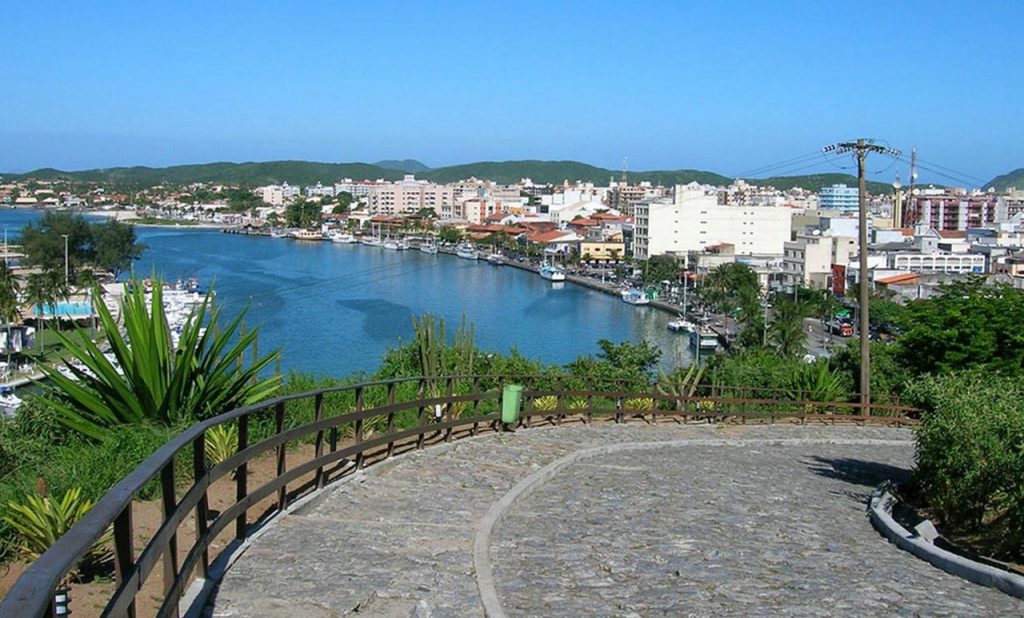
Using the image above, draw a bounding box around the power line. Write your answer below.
[733,151,823,179]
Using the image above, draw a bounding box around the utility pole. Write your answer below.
[822,139,901,415]
[907,148,917,227]
[61,234,69,285]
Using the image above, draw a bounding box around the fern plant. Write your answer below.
[2,482,110,571]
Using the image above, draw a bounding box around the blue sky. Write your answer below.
[1,1,1021,185]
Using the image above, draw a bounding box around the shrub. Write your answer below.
[3,482,109,573]
[624,397,654,411]
[531,395,558,412]
[205,423,238,466]
[906,371,1024,558]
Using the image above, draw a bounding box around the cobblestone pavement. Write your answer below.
[210,423,1022,617]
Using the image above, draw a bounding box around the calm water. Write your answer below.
[0,209,693,377]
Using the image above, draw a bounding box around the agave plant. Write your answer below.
[2,481,109,569]
[39,282,281,440]
[204,423,239,466]
[656,365,705,411]
[566,397,589,411]
[786,361,848,406]
[623,397,655,411]
[531,395,558,412]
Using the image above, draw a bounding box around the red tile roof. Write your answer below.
[876,273,920,286]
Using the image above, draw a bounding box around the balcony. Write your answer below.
[0,375,949,617]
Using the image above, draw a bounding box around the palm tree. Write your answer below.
[24,274,52,354]
[44,271,70,332]
[0,263,22,366]
[770,298,810,357]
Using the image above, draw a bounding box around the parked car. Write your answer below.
[828,319,854,337]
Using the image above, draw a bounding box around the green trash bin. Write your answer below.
[502,384,524,425]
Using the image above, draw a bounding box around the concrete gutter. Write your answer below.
[868,482,1024,599]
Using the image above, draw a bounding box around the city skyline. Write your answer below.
[2,1,1022,182]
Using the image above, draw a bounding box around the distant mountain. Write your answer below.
[373,159,431,173]
[985,168,1024,191]
[1,159,897,194]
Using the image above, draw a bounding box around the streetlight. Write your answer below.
[61,234,69,285]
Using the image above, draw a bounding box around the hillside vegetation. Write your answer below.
[5,159,898,193]
[985,167,1024,191]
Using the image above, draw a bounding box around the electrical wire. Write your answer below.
[733,152,824,179]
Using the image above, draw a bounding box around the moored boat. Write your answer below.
[0,386,21,418]
[456,243,478,260]
[538,264,565,281]
[667,316,696,332]
[419,241,439,254]
[621,289,650,305]
[690,327,720,351]
[331,232,357,244]
[290,229,322,241]
[360,236,383,247]
[486,252,504,265]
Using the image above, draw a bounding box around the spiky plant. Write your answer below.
[656,365,705,411]
[204,423,238,466]
[532,395,558,412]
[3,481,109,570]
[624,397,655,411]
[39,282,281,440]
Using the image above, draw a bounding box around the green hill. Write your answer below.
[373,159,431,173]
[2,159,897,193]
[985,168,1024,191]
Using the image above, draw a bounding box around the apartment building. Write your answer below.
[818,184,859,212]
[633,185,792,259]
[366,175,454,216]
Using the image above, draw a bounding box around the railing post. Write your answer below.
[191,431,210,579]
[386,382,396,458]
[417,378,427,448]
[523,376,534,428]
[586,376,594,424]
[497,375,506,433]
[159,458,179,615]
[471,376,481,436]
[313,394,326,489]
[444,376,455,442]
[555,375,564,425]
[235,415,249,540]
[113,503,136,618]
[354,385,365,468]
[275,401,287,511]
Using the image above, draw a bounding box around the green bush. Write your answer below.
[907,371,1024,558]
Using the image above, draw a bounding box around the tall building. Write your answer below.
[818,184,859,212]
[366,175,454,216]
[633,186,793,259]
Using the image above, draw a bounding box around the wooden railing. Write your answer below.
[0,375,917,617]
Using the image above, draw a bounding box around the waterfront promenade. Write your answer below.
[211,424,1021,616]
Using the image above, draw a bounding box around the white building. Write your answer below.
[634,185,793,259]
[818,184,859,212]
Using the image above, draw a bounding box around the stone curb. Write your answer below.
[473,437,914,618]
[868,482,1024,599]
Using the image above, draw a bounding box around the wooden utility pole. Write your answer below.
[822,140,901,415]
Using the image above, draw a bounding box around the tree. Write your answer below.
[225,188,261,212]
[641,255,679,285]
[701,263,759,313]
[92,219,145,279]
[24,274,54,354]
[0,263,21,365]
[609,248,620,263]
[769,298,810,357]
[285,200,321,228]
[39,282,282,440]
[19,212,93,277]
[897,278,1024,376]
[266,212,281,227]
[438,227,463,244]
[337,191,354,210]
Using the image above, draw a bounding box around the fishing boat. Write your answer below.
[290,229,322,241]
[456,243,478,260]
[538,264,565,281]
[690,328,720,351]
[0,386,21,418]
[667,316,696,332]
[331,232,357,244]
[621,289,650,305]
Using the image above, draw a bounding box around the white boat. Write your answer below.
[383,238,400,250]
[456,243,478,260]
[269,229,288,238]
[397,238,409,251]
[667,317,696,332]
[331,233,357,244]
[419,241,439,254]
[621,289,650,305]
[486,252,504,265]
[539,264,565,281]
[290,229,322,241]
[0,386,22,418]
[360,236,383,247]
[690,328,720,351]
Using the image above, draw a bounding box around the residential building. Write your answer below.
[367,175,454,216]
[818,184,859,212]
[634,185,792,259]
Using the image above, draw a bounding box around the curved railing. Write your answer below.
[0,375,917,617]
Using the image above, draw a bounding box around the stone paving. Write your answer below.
[209,423,1023,617]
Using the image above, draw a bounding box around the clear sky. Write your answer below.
[1,1,1021,185]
